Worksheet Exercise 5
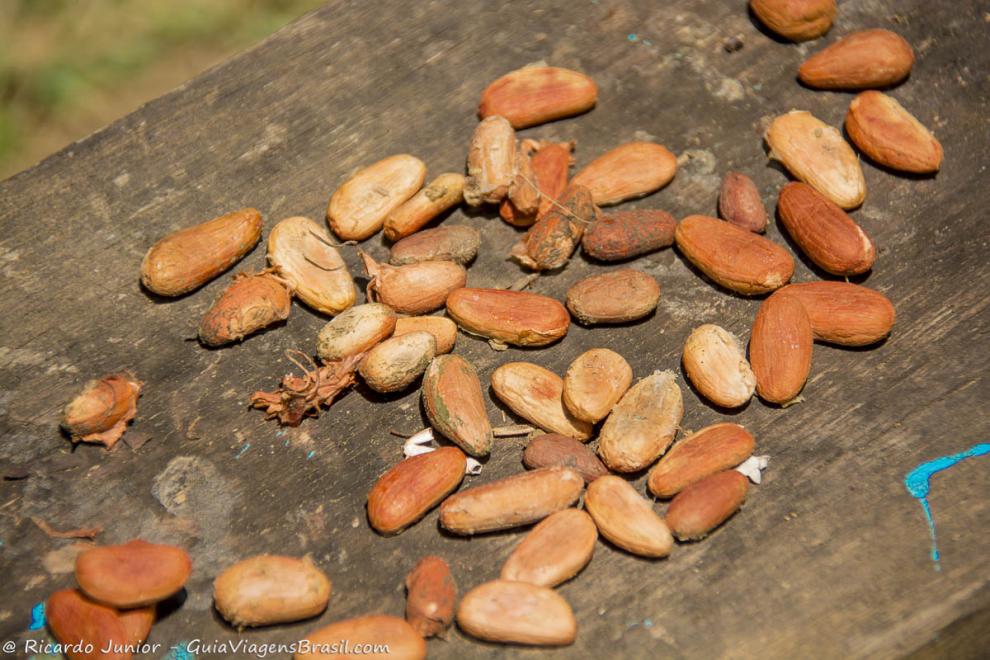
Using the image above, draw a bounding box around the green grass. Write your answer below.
[0,0,324,178]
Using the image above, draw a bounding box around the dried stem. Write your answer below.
[492,424,536,437]
[32,517,102,540]
[517,173,594,227]
[308,229,358,249]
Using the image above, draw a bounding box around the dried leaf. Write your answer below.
[250,352,363,426]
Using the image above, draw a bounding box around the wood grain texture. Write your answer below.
[1,0,988,657]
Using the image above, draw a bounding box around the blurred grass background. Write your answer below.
[0,0,324,179]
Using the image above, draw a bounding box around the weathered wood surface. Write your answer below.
[1,0,988,657]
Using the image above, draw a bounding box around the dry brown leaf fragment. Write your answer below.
[250,351,363,426]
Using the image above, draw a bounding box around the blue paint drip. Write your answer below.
[28,601,45,631]
[162,642,195,660]
[904,443,990,570]
[234,442,251,459]
[627,33,638,42]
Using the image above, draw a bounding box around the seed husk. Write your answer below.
[267,216,357,315]
[393,316,457,354]
[501,140,575,226]
[571,142,677,206]
[491,362,593,440]
[367,447,466,535]
[523,434,610,484]
[566,269,661,324]
[581,209,677,261]
[46,589,132,660]
[140,207,262,297]
[422,354,493,457]
[439,467,583,535]
[597,371,683,473]
[765,110,866,209]
[75,539,192,608]
[383,172,466,241]
[562,348,633,423]
[774,281,896,346]
[358,331,436,393]
[327,154,426,241]
[250,353,363,427]
[198,270,292,347]
[666,470,749,541]
[749,291,814,405]
[213,555,332,628]
[478,65,598,129]
[446,288,570,347]
[511,184,595,271]
[499,139,541,224]
[297,615,426,659]
[584,475,673,558]
[388,225,480,266]
[405,556,457,639]
[500,508,597,587]
[464,115,516,206]
[457,580,577,646]
[718,172,768,233]
[681,324,756,409]
[62,372,142,449]
[361,252,466,316]
[648,423,756,498]
[674,215,794,295]
[316,303,396,362]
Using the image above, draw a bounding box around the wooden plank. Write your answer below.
[1,0,988,657]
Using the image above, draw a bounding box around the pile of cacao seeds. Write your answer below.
[50,0,943,655]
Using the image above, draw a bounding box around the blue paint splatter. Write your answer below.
[306,450,316,460]
[162,642,195,660]
[234,442,251,459]
[627,33,638,42]
[904,443,990,570]
[28,601,46,630]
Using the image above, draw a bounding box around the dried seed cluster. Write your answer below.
[51,0,937,651]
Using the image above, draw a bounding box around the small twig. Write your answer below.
[283,350,314,379]
[389,429,415,439]
[517,174,594,227]
[283,349,321,398]
[507,273,539,292]
[308,229,358,249]
[32,517,102,540]
[493,424,536,437]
